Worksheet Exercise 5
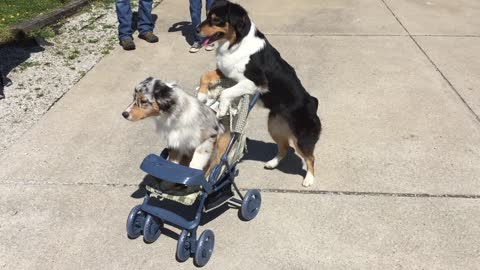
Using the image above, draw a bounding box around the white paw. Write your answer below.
[264,157,279,169]
[217,98,230,117]
[197,92,208,103]
[302,172,314,187]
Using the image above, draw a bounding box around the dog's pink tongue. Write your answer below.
[201,38,210,47]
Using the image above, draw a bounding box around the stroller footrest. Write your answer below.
[140,154,208,187]
[141,203,199,230]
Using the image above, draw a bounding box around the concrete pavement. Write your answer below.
[1,0,480,269]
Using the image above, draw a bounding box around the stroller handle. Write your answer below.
[208,92,261,184]
[248,92,261,112]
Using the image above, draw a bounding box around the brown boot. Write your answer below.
[120,37,136,50]
[138,32,159,43]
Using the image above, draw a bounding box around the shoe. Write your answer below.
[189,41,202,53]
[138,32,159,43]
[120,37,136,51]
[205,42,215,51]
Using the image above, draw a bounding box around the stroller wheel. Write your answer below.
[240,189,262,221]
[143,215,163,243]
[176,230,191,262]
[126,205,145,239]
[194,230,215,267]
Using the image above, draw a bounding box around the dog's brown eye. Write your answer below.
[211,17,221,25]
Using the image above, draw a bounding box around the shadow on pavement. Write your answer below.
[243,138,306,178]
[130,175,233,241]
[167,21,195,46]
[131,12,159,35]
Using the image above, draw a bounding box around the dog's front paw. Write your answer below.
[302,172,315,187]
[197,92,208,103]
[217,98,230,117]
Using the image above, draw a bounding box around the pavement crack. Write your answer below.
[266,33,408,37]
[249,33,480,38]
[0,180,138,188]
[380,0,480,124]
[2,180,479,199]
[246,188,480,199]
[411,34,480,38]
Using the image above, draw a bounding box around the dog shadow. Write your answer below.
[0,39,45,100]
[130,175,231,241]
[243,138,306,178]
[167,21,196,46]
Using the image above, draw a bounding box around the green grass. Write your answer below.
[87,38,99,43]
[32,26,56,39]
[0,0,70,42]
[0,0,70,27]
[17,61,42,71]
[0,0,114,42]
[67,49,80,60]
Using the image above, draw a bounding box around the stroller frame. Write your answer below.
[126,92,262,267]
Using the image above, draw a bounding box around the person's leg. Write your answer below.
[115,0,133,40]
[189,0,202,43]
[137,0,158,42]
[137,0,154,35]
[203,0,216,51]
[206,0,215,13]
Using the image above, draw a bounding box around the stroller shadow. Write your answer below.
[167,21,196,46]
[131,175,232,241]
[0,39,45,99]
[243,138,307,178]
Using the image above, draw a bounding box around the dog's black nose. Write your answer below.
[122,111,129,119]
[195,25,201,34]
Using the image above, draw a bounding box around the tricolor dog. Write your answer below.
[196,0,322,186]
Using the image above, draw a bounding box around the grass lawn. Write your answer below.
[0,0,115,43]
[0,0,72,42]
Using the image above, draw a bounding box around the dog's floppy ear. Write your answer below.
[153,80,175,112]
[227,2,251,44]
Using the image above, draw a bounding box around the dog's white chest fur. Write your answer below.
[216,22,265,81]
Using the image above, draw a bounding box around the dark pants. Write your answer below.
[189,0,215,42]
[116,0,154,39]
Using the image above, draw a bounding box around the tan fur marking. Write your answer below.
[199,24,226,39]
[167,149,182,164]
[205,132,231,175]
[127,95,160,121]
[168,150,192,167]
[224,23,237,44]
[180,155,193,167]
[268,114,292,160]
[199,69,224,95]
[268,114,315,177]
[293,141,315,177]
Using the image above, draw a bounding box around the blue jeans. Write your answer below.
[116,0,154,39]
[189,0,215,42]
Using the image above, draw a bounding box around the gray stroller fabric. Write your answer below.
[208,79,253,166]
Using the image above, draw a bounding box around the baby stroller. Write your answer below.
[126,81,262,267]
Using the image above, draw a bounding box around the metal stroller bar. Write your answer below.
[208,92,261,186]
